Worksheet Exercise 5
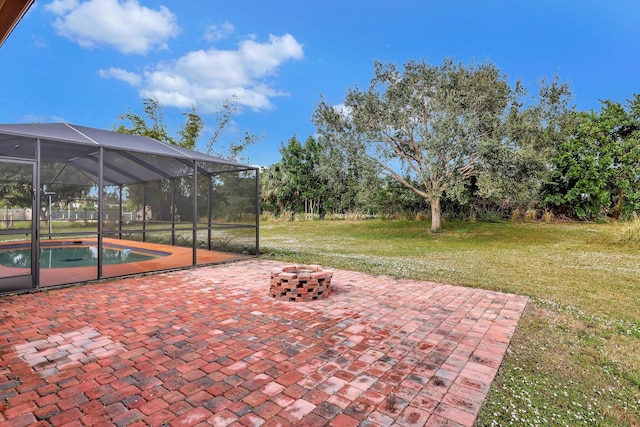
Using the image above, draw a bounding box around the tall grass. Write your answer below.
[260,219,640,426]
[615,213,640,246]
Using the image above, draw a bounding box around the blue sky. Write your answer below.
[1,0,639,167]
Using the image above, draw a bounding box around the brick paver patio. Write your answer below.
[0,260,528,426]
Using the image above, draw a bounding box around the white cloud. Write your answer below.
[22,114,68,123]
[98,67,142,86]
[204,22,235,43]
[46,0,79,15]
[32,36,49,48]
[45,0,179,54]
[118,33,304,112]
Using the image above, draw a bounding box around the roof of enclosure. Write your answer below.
[0,123,257,185]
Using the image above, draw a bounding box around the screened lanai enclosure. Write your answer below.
[0,123,259,293]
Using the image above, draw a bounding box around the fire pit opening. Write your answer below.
[270,264,333,302]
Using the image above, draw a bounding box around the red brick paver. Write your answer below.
[0,260,528,426]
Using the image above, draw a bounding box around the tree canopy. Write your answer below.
[111,71,638,227]
[114,97,259,221]
[543,95,640,219]
[313,59,573,231]
[115,98,204,148]
[261,136,327,217]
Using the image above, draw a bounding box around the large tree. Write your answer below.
[314,59,514,231]
[115,98,204,147]
[116,97,262,223]
[471,76,575,215]
[260,135,329,217]
[315,127,381,215]
[115,98,205,221]
[205,95,262,162]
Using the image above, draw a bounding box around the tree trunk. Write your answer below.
[430,197,441,232]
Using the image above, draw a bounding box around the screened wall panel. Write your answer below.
[0,123,259,292]
[120,182,146,233]
[39,183,99,237]
[0,160,34,292]
[174,175,196,226]
[207,168,259,255]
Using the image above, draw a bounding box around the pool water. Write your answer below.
[0,246,160,268]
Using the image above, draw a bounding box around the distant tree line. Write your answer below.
[261,59,640,230]
[110,59,639,231]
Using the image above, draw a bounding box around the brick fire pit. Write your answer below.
[269,265,333,302]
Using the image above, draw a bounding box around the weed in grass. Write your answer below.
[542,210,555,223]
[260,211,278,222]
[510,210,522,222]
[524,209,538,222]
[415,211,430,221]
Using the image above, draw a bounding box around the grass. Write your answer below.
[260,219,640,426]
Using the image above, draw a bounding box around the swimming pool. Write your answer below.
[0,243,167,268]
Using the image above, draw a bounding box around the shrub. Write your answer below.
[391,211,414,220]
[280,210,296,222]
[478,210,503,223]
[210,236,249,253]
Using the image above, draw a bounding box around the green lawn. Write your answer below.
[260,219,640,426]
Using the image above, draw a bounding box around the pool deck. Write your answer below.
[0,259,528,426]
